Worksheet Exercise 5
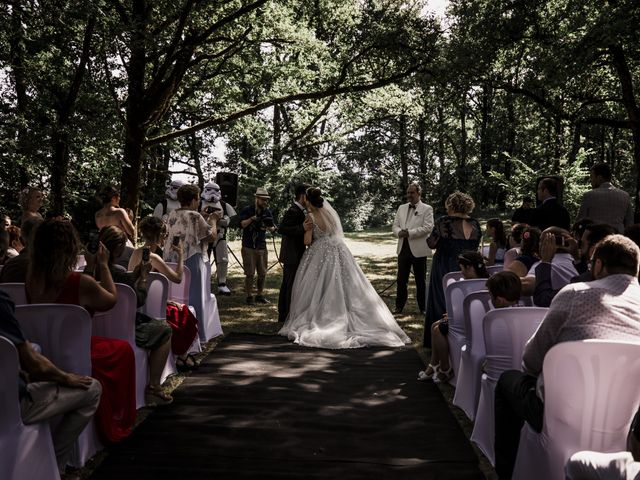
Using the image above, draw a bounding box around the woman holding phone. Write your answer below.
[163,185,221,335]
[129,216,184,283]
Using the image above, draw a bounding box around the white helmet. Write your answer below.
[165,179,186,201]
[202,182,222,203]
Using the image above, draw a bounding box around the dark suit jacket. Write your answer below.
[278,204,306,265]
[530,198,571,231]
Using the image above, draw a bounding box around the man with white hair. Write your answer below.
[200,181,237,295]
[153,178,186,222]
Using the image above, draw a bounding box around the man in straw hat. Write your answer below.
[239,187,276,304]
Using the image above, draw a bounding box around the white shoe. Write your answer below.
[218,284,231,295]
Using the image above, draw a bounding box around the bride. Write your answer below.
[279,187,410,349]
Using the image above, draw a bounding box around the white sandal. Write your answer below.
[418,363,439,381]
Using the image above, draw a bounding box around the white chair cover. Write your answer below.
[137,272,177,383]
[503,247,520,269]
[452,290,493,420]
[442,270,464,293]
[14,304,101,468]
[470,306,547,465]
[486,265,503,275]
[444,278,488,386]
[165,262,191,306]
[0,336,60,480]
[74,255,86,272]
[201,259,223,341]
[513,340,640,480]
[93,283,149,409]
[0,283,27,305]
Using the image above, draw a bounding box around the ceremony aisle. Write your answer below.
[91,333,483,479]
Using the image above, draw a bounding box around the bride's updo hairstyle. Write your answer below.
[306,187,324,209]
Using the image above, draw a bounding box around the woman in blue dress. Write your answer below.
[424,192,481,346]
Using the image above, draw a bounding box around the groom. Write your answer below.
[277,183,311,322]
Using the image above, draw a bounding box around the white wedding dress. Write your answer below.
[278,202,410,349]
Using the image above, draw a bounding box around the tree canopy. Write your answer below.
[1,0,638,230]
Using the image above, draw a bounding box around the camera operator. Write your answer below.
[239,187,276,305]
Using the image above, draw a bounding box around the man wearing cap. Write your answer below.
[239,188,276,304]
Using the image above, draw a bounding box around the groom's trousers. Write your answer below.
[278,262,298,322]
[396,240,427,312]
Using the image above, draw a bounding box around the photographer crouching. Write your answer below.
[239,187,276,305]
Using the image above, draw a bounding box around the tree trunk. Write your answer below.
[608,44,640,221]
[120,0,149,217]
[273,104,282,165]
[479,83,493,205]
[456,90,468,191]
[417,115,427,188]
[399,114,408,191]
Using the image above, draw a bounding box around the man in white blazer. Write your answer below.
[392,182,434,314]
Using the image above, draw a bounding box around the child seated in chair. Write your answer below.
[418,269,521,383]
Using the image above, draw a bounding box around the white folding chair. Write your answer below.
[0,336,60,480]
[93,283,149,409]
[0,283,27,305]
[470,306,547,465]
[444,278,488,386]
[512,340,640,480]
[452,290,493,420]
[442,270,464,293]
[15,304,102,468]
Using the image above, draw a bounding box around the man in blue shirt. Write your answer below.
[239,187,276,304]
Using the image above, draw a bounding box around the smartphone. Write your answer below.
[87,231,99,254]
[554,235,565,246]
[172,235,180,246]
[142,247,150,262]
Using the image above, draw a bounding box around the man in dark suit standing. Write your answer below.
[530,177,571,231]
[277,183,312,322]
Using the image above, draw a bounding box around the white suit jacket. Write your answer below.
[392,201,434,258]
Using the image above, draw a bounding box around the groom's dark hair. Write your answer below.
[294,183,311,200]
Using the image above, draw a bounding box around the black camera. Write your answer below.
[87,231,99,255]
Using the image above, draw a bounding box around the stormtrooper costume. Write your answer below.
[153,179,186,222]
[200,181,236,295]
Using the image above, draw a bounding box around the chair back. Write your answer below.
[0,336,21,431]
[463,290,493,351]
[544,340,640,451]
[92,283,137,344]
[442,270,464,292]
[0,283,27,305]
[513,340,640,480]
[445,278,488,332]
[487,265,503,275]
[503,247,520,269]
[15,304,92,376]
[74,255,87,271]
[452,290,494,419]
[139,272,169,320]
[165,262,191,305]
[482,307,547,382]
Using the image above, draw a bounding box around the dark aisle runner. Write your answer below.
[91,334,483,479]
